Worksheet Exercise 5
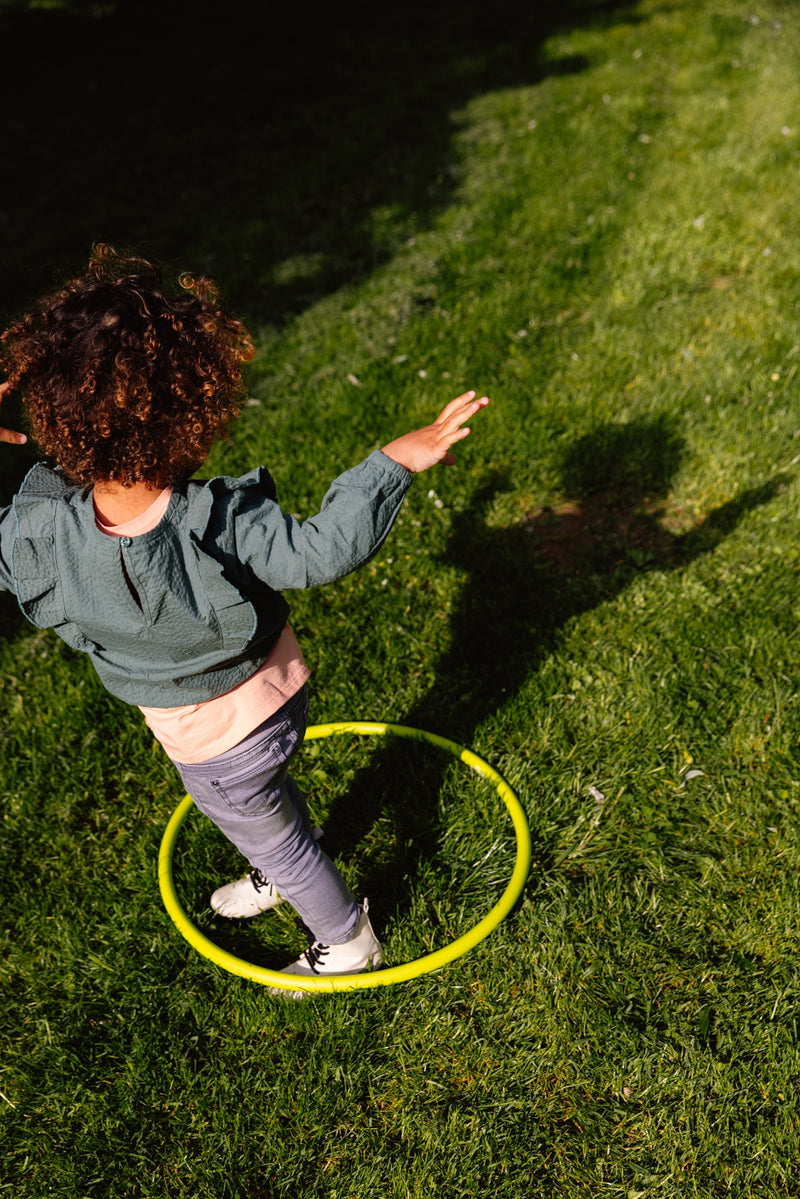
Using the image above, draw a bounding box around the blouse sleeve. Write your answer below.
[197,450,413,591]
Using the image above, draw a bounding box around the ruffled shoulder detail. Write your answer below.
[185,467,278,536]
[15,462,76,501]
[10,464,73,628]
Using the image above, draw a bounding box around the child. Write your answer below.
[0,246,488,995]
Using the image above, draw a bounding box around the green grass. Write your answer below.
[3,0,800,1194]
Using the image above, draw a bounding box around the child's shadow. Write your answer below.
[320,416,787,927]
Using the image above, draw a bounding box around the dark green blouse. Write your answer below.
[0,451,411,707]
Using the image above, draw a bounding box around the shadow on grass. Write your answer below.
[321,415,787,934]
[1,0,643,327]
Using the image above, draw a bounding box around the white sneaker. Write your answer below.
[210,826,322,919]
[210,867,281,918]
[269,900,382,999]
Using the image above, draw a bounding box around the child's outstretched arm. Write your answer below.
[0,382,27,446]
[381,390,489,473]
[210,390,491,593]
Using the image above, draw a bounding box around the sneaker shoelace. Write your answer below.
[292,919,331,973]
[249,868,275,896]
[302,942,331,973]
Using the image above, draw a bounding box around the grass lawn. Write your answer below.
[2,0,800,1194]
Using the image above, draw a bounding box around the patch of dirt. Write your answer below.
[521,493,693,572]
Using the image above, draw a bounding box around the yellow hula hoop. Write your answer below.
[158,722,532,994]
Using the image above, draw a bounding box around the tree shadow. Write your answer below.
[0,0,644,327]
[0,0,650,735]
[321,416,787,926]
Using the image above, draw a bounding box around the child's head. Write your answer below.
[0,245,255,488]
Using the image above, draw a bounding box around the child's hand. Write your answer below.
[382,391,489,473]
[0,382,26,446]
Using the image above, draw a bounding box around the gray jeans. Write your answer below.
[173,686,360,944]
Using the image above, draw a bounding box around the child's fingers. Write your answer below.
[0,382,28,445]
[0,427,26,445]
[434,394,489,459]
[437,425,474,467]
[436,390,478,422]
[438,392,489,428]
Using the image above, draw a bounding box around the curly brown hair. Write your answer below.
[0,245,255,487]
